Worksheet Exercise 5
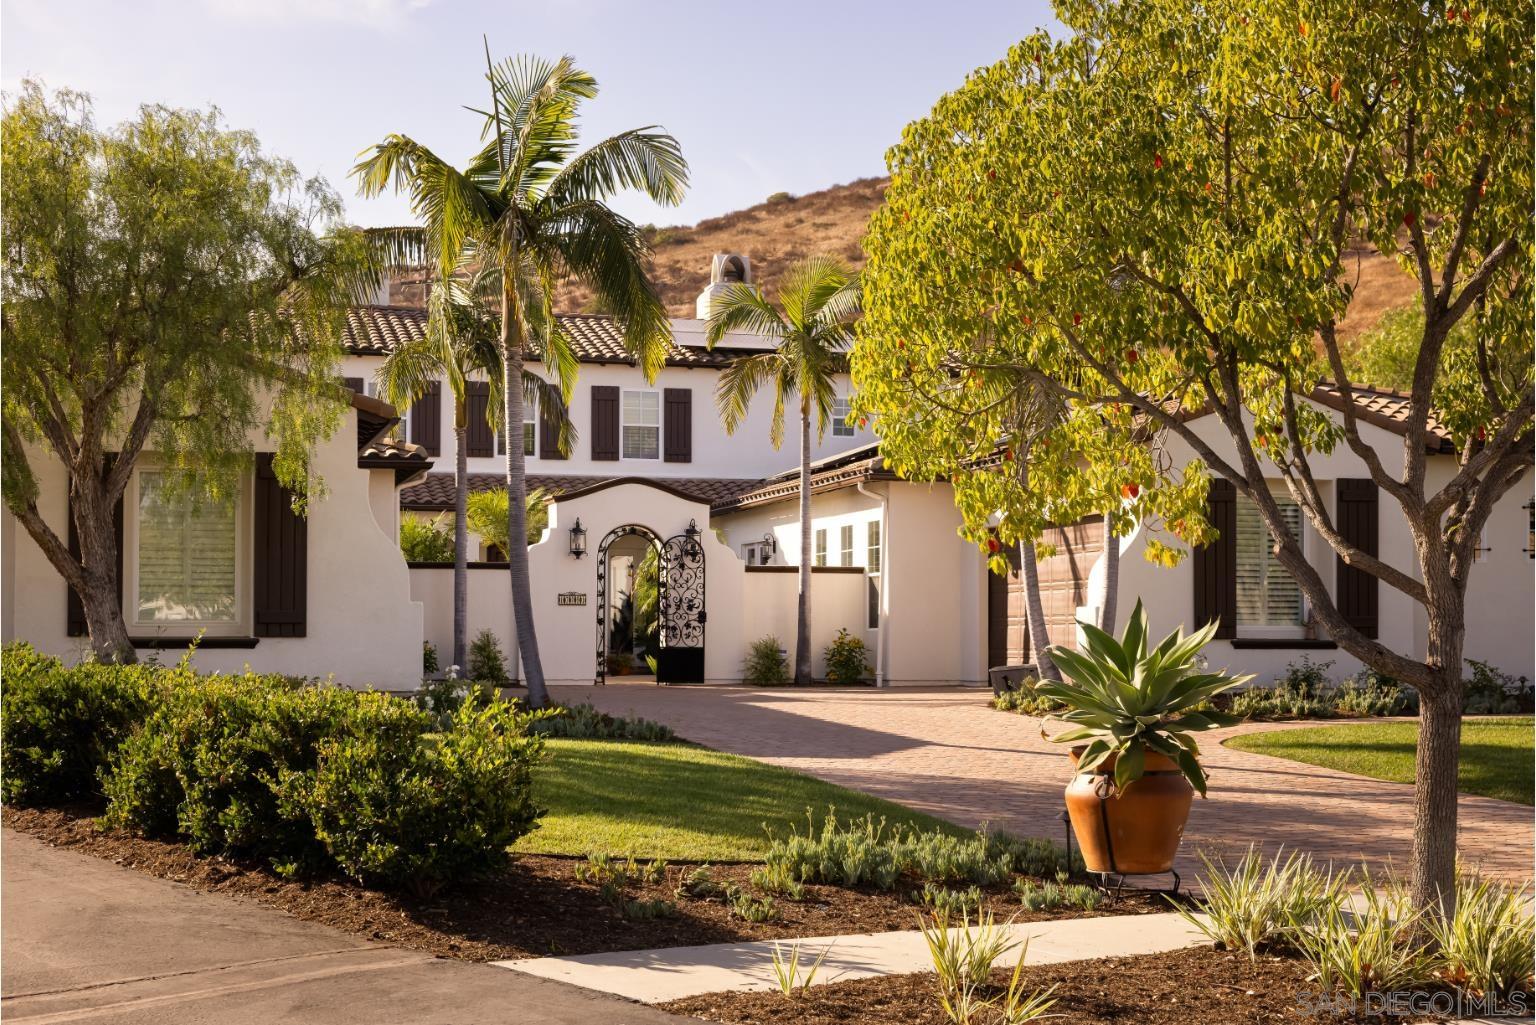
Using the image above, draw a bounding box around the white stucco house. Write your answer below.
[6,251,1531,692]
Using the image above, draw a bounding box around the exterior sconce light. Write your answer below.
[1524,501,1534,559]
[684,519,701,540]
[569,518,588,559]
[762,531,777,555]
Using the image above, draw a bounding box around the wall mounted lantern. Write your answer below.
[1524,501,1534,559]
[762,531,777,555]
[569,518,588,559]
[684,519,701,540]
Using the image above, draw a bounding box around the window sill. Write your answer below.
[1229,638,1338,650]
[131,636,260,649]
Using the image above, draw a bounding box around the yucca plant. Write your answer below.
[1426,874,1535,996]
[1177,846,1352,959]
[1287,876,1431,998]
[1037,599,1251,794]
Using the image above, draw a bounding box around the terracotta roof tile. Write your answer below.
[1310,382,1457,453]
[400,472,764,510]
[343,305,761,368]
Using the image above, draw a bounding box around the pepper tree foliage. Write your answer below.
[2,82,372,511]
[855,0,1533,694]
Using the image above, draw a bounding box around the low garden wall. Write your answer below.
[739,566,871,680]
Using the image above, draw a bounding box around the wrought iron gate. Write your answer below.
[656,520,706,684]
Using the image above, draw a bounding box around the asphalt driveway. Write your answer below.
[552,683,1534,883]
[1,828,691,1025]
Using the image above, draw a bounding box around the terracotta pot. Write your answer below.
[1064,746,1193,875]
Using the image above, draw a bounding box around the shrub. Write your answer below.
[750,862,808,901]
[1332,673,1414,717]
[916,882,984,917]
[920,910,1057,1025]
[728,887,779,922]
[770,940,832,998]
[1287,877,1429,998]
[531,701,677,741]
[743,636,790,685]
[422,641,439,675]
[468,630,510,687]
[677,864,729,900]
[1015,879,1104,911]
[990,677,1062,716]
[823,629,870,685]
[1463,660,1534,714]
[1,644,161,806]
[413,673,494,730]
[399,515,454,563]
[293,696,546,895]
[575,852,666,890]
[1426,874,1535,996]
[621,897,678,920]
[1176,846,1349,959]
[765,190,794,204]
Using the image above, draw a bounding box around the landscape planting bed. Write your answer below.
[3,805,1168,961]
[661,946,1472,1025]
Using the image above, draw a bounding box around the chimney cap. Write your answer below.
[710,253,751,285]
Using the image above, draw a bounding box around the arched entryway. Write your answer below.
[594,520,707,685]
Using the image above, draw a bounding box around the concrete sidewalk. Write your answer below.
[497,912,1212,1003]
[1,828,691,1025]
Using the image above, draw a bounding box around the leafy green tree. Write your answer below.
[465,486,550,552]
[355,51,687,706]
[1344,299,1477,397]
[399,515,456,563]
[705,256,861,684]
[376,274,569,671]
[2,82,373,662]
[855,1,1531,923]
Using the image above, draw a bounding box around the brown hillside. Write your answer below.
[391,175,1417,338]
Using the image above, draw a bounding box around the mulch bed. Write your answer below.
[3,805,1168,962]
[662,946,1473,1024]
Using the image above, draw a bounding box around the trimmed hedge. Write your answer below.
[2,644,547,893]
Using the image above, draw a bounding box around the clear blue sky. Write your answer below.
[2,0,1059,228]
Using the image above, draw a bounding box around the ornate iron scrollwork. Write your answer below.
[660,521,706,651]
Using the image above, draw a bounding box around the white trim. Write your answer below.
[620,389,661,461]
[126,466,252,636]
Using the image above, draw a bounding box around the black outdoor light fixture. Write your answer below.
[569,518,588,559]
[762,531,777,555]
[1524,500,1534,559]
[685,519,701,539]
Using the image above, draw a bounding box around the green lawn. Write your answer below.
[1225,717,1534,806]
[513,738,967,861]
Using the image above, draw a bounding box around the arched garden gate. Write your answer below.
[594,520,706,684]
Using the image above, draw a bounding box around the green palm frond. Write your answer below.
[715,352,780,438]
[704,284,787,346]
[544,127,688,208]
[523,371,576,455]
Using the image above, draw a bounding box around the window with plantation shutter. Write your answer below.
[134,472,238,624]
[1235,497,1304,628]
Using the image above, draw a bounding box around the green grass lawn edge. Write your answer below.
[514,738,972,862]
[1224,717,1534,806]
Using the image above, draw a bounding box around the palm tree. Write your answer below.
[704,257,860,685]
[355,50,686,706]
[376,280,569,672]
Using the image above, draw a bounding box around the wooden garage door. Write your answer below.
[986,517,1104,666]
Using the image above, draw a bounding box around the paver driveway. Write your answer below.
[550,683,1533,883]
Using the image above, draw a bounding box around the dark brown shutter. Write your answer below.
[65,457,123,637]
[591,385,620,461]
[342,376,364,394]
[1336,478,1379,639]
[664,388,693,463]
[253,453,307,638]
[539,402,567,460]
[410,380,441,456]
[465,382,495,458]
[1192,478,1237,639]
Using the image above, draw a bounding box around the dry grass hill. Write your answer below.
[392,176,1418,342]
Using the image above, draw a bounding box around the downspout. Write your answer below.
[856,480,889,688]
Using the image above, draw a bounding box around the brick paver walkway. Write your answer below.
[549,684,1533,883]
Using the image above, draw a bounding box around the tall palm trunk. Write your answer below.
[451,405,469,673]
[1098,514,1119,634]
[1017,461,1058,681]
[500,279,548,706]
[795,401,813,685]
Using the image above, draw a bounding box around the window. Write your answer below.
[741,542,766,566]
[839,525,854,566]
[622,390,660,459]
[814,528,827,566]
[134,473,238,624]
[1235,497,1304,628]
[867,575,880,629]
[866,521,882,628]
[832,395,855,437]
[867,521,881,572]
[366,379,408,439]
[523,397,536,456]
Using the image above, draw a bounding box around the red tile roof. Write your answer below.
[400,472,765,511]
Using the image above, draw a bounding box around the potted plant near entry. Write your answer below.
[1036,599,1248,877]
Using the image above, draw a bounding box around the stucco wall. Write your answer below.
[3,412,425,690]
[737,568,870,679]
[344,349,875,482]
[1113,403,1535,684]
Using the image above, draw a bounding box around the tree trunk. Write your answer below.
[452,415,469,674]
[500,283,548,707]
[1015,462,1057,681]
[1099,514,1119,635]
[71,470,136,664]
[1410,613,1466,925]
[794,402,814,685]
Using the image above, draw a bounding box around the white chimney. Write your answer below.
[695,253,752,320]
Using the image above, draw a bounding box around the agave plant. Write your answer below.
[1036,599,1250,795]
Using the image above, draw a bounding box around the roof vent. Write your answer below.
[695,253,752,319]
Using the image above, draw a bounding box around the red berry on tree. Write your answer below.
[1153,153,1164,170]
[1122,482,1141,499]
[1403,211,1417,228]
[986,537,1001,554]
[1124,348,1139,363]
[1072,312,1083,327]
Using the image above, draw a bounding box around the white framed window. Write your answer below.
[867,520,882,572]
[839,524,854,566]
[523,396,536,457]
[1235,496,1304,629]
[867,575,880,629]
[741,542,767,566]
[622,390,660,460]
[814,528,827,566]
[832,395,855,437]
[366,379,408,439]
[131,471,243,628]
